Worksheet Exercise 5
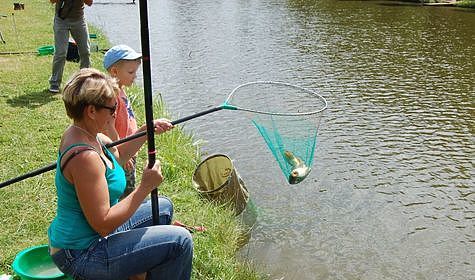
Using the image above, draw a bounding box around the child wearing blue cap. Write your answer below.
[103,44,142,198]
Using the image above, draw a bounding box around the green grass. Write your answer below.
[0,1,262,279]
[456,0,475,7]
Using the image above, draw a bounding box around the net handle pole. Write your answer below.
[107,106,224,147]
[0,106,226,189]
[0,163,56,189]
[170,106,224,125]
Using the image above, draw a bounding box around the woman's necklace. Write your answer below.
[69,125,111,167]
[70,124,99,143]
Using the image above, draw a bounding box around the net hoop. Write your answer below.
[225,81,328,116]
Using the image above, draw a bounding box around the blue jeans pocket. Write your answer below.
[52,248,92,279]
[51,249,73,274]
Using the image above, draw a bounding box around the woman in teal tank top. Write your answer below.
[48,68,193,280]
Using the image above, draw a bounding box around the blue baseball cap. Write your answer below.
[103,45,142,69]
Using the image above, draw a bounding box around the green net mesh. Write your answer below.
[252,115,318,183]
[225,81,327,184]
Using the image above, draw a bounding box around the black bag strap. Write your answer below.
[60,147,106,173]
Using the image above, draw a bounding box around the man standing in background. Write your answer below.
[48,0,93,93]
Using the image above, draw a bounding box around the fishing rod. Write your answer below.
[0,51,37,55]
[0,106,225,190]
[94,1,136,5]
[0,49,110,56]
[138,0,161,225]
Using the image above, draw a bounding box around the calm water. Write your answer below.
[87,1,474,279]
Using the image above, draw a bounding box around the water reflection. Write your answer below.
[87,0,474,279]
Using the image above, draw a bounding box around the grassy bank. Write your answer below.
[456,0,475,7]
[0,1,261,279]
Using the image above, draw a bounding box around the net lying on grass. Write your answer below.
[224,81,327,184]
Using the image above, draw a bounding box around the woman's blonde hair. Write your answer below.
[62,68,119,120]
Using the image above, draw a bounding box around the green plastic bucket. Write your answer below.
[12,245,69,280]
[37,46,54,56]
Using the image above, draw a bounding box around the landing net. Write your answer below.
[224,81,327,184]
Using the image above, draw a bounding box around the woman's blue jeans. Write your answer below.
[51,197,193,280]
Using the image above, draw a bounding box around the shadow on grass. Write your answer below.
[6,89,58,109]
